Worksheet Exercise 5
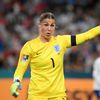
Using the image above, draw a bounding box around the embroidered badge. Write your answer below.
[22,55,29,62]
[54,45,60,53]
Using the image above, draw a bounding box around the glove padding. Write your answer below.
[10,81,21,97]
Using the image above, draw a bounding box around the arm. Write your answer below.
[14,42,32,81]
[10,41,32,97]
[55,26,100,52]
[76,26,100,45]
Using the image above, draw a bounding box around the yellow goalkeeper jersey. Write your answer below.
[14,25,100,98]
[14,35,71,98]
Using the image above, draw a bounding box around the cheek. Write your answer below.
[52,28,55,32]
[41,27,47,33]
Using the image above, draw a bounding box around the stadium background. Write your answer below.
[0,0,100,100]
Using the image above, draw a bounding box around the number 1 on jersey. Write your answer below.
[50,58,55,68]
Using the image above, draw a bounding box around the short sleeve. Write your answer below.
[57,35,71,48]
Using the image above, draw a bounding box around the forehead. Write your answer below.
[40,18,55,24]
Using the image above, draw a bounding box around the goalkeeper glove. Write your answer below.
[10,79,21,97]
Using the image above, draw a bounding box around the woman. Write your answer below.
[10,12,100,100]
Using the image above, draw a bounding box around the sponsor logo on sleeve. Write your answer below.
[21,55,29,62]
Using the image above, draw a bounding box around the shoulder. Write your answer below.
[28,36,39,43]
[22,37,38,49]
[56,35,71,39]
[24,37,38,46]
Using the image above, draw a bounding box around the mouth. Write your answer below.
[46,33,51,36]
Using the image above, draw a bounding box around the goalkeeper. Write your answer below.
[10,12,100,100]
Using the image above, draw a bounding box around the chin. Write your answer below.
[45,35,51,40]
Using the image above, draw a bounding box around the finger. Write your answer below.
[12,92,19,97]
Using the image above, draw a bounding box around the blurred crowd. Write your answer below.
[0,0,100,73]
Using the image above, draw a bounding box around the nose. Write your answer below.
[48,26,52,30]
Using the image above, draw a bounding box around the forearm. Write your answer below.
[76,26,100,45]
[14,62,29,81]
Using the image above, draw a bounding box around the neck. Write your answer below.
[39,36,51,43]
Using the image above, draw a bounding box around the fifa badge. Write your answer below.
[22,55,29,62]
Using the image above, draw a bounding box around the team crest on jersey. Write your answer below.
[54,44,60,53]
[21,55,29,62]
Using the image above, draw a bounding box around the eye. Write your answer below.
[51,24,55,27]
[43,23,49,26]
